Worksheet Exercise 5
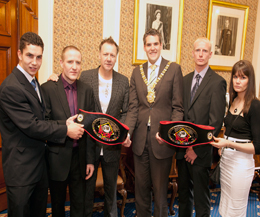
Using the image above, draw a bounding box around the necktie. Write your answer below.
[68,85,78,147]
[31,79,37,92]
[148,64,157,91]
[68,85,75,116]
[147,65,157,127]
[190,74,201,102]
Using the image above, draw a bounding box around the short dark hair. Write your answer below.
[99,36,119,54]
[19,32,44,53]
[143,28,162,45]
[229,60,256,114]
[61,45,81,60]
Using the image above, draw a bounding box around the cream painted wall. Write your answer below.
[103,0,121,72]
[38,0,54,84]
[38,0,121,84]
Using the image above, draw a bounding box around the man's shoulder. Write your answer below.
[162,58,181,73]
[113,70,129,82]
[81,68,98,76]
[208,68,226,82]
[0,68,21,92]
[41,79,59,91]
[80,68,98,82]
[184,71,194,80]
[76,78,92,91]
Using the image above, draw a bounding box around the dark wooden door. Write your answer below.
[0,0,38,212]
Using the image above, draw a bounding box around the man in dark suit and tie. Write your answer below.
[176,37,226,217]
[41,46,96,217]
[49,37,129,217]
[123,28,184,217]
[0,32,84,217]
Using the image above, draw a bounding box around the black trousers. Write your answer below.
[134,130,173,217]
[85,156,119,217]
[49,147,85,217]
[6,165,48,217]
[177,158,211,217]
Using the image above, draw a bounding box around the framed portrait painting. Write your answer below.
[207,0,249,71]
[132,0,184,65]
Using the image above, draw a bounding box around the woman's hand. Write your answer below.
[211,136,229,149]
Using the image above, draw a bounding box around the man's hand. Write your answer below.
[85,164,94,180]
[47,73,59,82]
[155,132,164,144]
[122,134,132,147]
[184,147,197,165]
[67,122,84,140]
[66,114,78,126]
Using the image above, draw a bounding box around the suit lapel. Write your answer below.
[142,62,149,100]
[56,77,71,118]
[190,68,212,108]
[91,69,102,112]
[35,78,46,111]
[13,67,42,104]
[186,72,194,108]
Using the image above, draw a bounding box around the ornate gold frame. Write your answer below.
[207,0,249,71]
[132,0,184,65]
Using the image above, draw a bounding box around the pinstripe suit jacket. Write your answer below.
[80,66,129,162]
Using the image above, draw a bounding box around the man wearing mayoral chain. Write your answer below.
[123,28,184,217]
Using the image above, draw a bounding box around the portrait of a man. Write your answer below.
[215,15,238,56]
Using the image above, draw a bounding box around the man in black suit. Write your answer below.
[0,32,84,217]
[49,37,129,217]
[176,37,226,217]
[41,46,95,217]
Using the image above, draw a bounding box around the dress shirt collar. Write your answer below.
[193,65,209,81]
[61,74,77,90]
[148,56,162,69]
[17,64,35,83]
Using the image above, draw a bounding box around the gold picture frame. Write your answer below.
[207,0,249,71]
[132,0,184,65]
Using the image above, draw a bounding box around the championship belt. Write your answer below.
[159,121,215,148]
[76,109,129,145]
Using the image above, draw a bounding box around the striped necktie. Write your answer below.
[190,74,201,102]
[31,79,37,92]
[148,64,157,91]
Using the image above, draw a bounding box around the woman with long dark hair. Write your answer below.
[211,60,260,217]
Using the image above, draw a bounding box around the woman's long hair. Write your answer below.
[229,60,256,114]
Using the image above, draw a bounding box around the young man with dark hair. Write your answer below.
[0,32,84,217]
[123,28,184,217]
